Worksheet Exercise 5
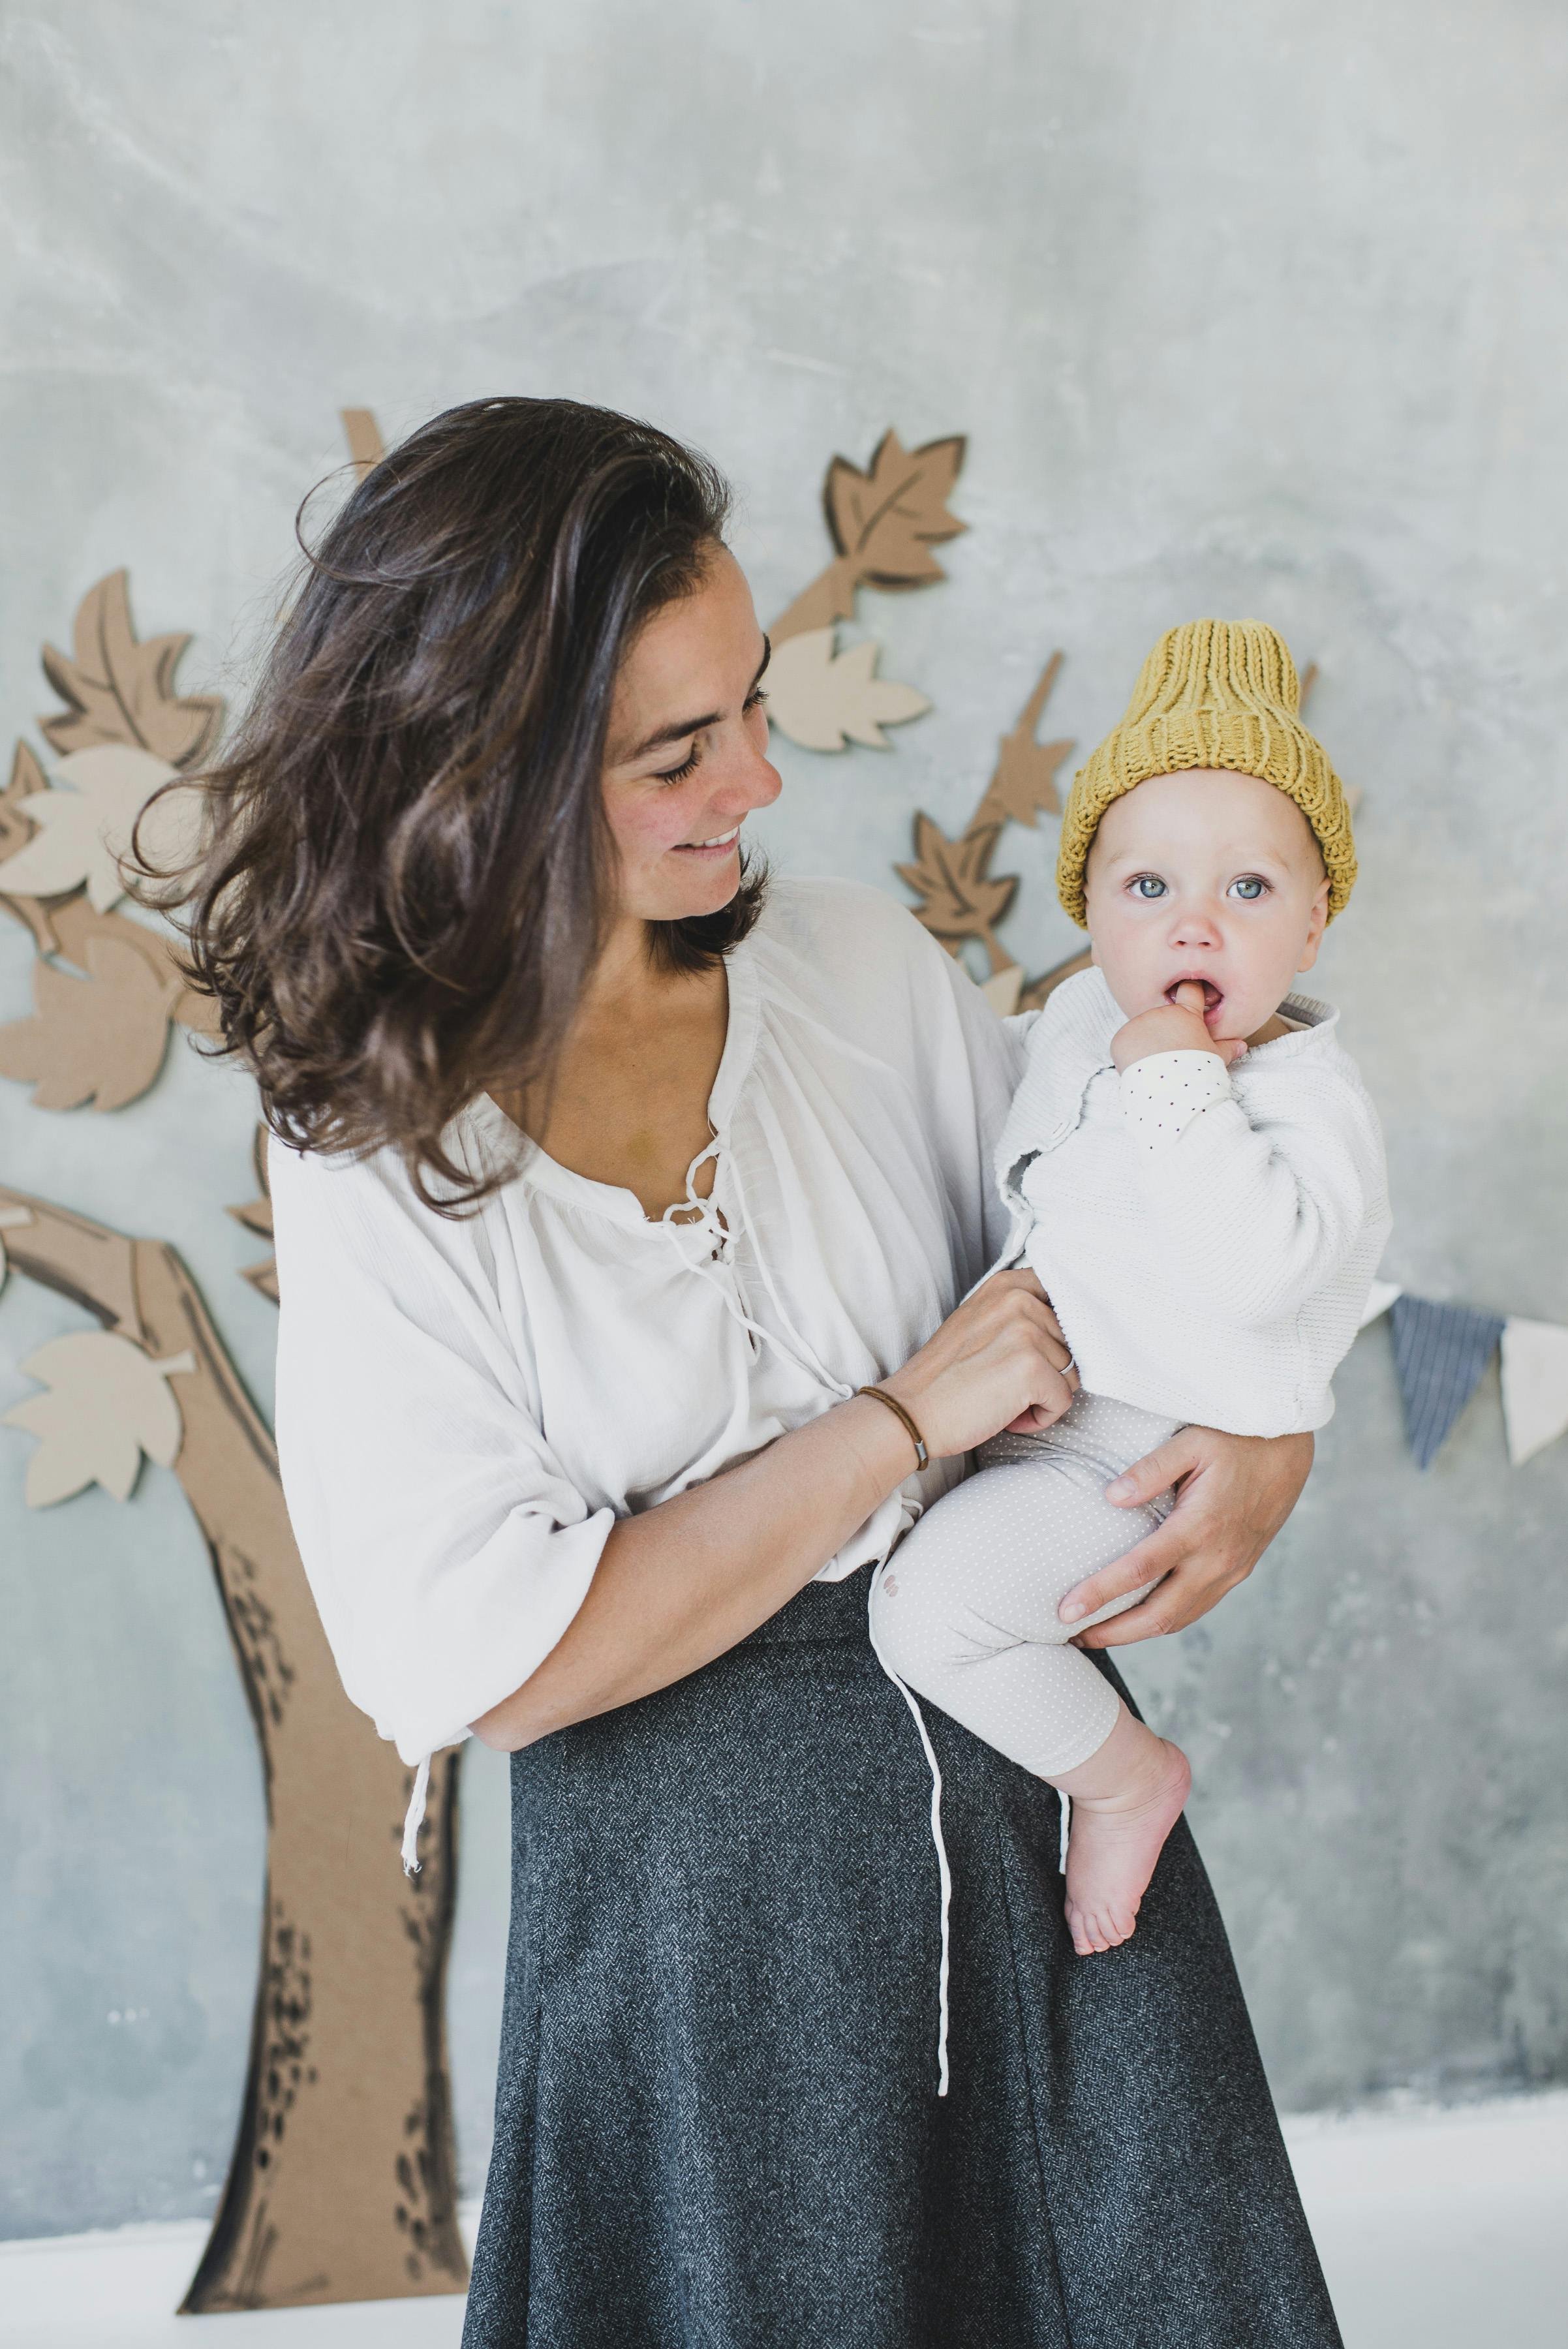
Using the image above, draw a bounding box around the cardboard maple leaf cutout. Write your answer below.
[4,1330,194,1506]
[0,742,57,954]
[0,744,204,913]
[40,570,222,768]
[897,814,1017,944]
[823,429,967,590]
[765,628,930,752]
[0,932,178,1110]
[976,654,1073,829]
[0,739,44,863]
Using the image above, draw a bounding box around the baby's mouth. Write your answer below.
[1165,977,1223,1017]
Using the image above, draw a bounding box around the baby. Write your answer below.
[872,619,1391,1959]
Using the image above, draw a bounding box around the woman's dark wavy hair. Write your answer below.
[163,397,763,1210]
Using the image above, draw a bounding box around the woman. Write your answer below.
[182,398,1340,2346]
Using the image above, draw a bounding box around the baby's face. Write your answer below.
[1084,768,1332,1041]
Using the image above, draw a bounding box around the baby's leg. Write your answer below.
[870,1430,1188,1954]
[870,1445,1165,1779]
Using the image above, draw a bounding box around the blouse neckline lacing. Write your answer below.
[474,937,765,1233]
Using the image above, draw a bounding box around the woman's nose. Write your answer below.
[711,737,782,818]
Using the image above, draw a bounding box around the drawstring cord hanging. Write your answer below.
[401,1754,431,1875]
[869,1584,952,2099]
[722,1148,855,1400]
[662,1132,953,2091]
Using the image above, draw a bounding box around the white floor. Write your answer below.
[5,2093,1566,2347]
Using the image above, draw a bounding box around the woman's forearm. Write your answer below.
[470,1393,915,1750]
[471,1269,1079,1750]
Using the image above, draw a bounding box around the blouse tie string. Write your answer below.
[658,1136,856,1404]
[401,1753,431,1876]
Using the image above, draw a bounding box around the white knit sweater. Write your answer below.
[994,968,1391,1436]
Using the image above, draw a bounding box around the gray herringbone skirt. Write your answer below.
[462,1572,1341,2349]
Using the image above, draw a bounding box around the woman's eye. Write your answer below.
[1229,876,1267,900]
[744,686,769,713]
[1130,875,1167,900]
[654,745,701,784]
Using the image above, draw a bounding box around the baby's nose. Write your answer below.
[1169,903,1222,942]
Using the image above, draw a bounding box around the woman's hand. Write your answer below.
[881,1270,1078,1459]
[1058,1426,1314,1646]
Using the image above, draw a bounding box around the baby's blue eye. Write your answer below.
[1130,875,1167,899]
[1229,876,1267,900]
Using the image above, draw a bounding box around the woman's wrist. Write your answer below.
[829,1391,927,1505]
[855,1385,929,1470]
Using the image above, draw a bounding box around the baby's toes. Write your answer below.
[1066,1902,1111,1956]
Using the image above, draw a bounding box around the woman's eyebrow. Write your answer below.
[624,637,771,762]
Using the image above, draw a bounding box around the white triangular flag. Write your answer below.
[1359,1278,1402,1329]
[1499,1317,1568,1467]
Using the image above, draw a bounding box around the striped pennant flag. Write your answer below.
[1389,1296,1505,1469]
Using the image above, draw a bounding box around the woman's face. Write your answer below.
[602,545,780,925]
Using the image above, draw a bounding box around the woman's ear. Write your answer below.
[1295,880,1332,972]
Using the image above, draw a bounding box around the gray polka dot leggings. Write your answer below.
[869,1392,1180,1779]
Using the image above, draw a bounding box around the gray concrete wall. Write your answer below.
[1,0,1564,2241]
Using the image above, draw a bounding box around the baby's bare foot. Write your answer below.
[1060,1733,1190,1956]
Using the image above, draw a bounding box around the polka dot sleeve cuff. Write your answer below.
[1118,1048,1233,1147]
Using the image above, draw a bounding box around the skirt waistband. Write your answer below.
[740,1568,871,1646]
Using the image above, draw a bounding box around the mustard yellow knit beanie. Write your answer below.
[1056,619,1356,927]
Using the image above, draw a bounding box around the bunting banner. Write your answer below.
[1362,1285,1568,1471]
[1499,1317,1568,1469]
[1388,1295,1507,1470]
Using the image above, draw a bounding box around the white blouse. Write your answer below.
[268,878,1023,1783]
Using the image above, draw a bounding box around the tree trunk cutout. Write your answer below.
[0,543,465,2314]
[0,1186,467,2311]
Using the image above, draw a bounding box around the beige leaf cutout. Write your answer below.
[765,628,930,752]
[4,1330,194,1507]
[0,739,46,870]
[40,571,223,768]
[0,744,202,912]
[897,814,1017,945]
[0,1203,31,1289]
[0,932,178,1111]
[0,741,65,955]
[44,896,219,1041]
[824,429,968,589]
[976,653,1073,829]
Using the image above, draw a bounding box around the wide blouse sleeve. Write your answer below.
[268,1134,614,1765]
[911,927,1036,1273]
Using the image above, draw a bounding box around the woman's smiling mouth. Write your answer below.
[673,824,742,858]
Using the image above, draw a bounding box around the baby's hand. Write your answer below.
[1111,982,1248,1071]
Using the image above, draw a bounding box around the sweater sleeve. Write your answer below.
[1117,1048,1379,1328]
[268,1136,613,1765]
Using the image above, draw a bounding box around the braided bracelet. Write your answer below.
[856,1385,930,1471]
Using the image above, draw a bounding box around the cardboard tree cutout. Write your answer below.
[0,568,465,2313]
